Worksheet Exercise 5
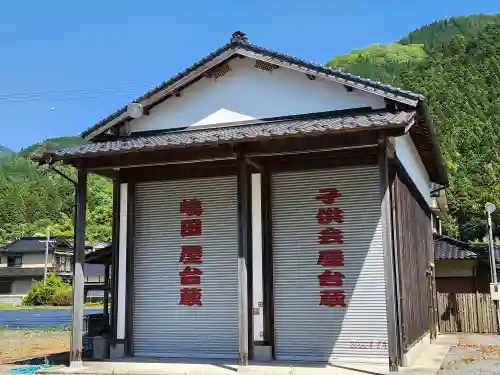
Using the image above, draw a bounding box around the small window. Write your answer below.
[7,255,22,267]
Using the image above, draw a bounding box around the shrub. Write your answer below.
[22,273,72,306]
[52,288,72,306]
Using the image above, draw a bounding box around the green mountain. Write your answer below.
[0,146,13,158]
[399,14,500,50]
[0,137,111,244]
[328,15,500,239]
[18,136,89,159]
[1,14,499,243]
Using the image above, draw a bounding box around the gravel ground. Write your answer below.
[0,330,69,364]
[437,334,500,375]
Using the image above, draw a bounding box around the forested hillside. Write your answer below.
[0,137,112,244]
[1,14,499,243]
[329,14,500,239]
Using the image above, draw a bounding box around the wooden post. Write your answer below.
[379,138,400,371]
[69,169,87,368]
[237,153,250,366]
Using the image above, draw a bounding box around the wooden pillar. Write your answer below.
[237,153,251,366]
[69,168,87,368]
[379,138,400,372]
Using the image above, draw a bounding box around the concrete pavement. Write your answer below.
[28,335,455,375]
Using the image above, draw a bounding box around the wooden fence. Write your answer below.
[437,292,499,333]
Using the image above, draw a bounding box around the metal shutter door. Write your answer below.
[134,176,239,359]
[272,166,388,363]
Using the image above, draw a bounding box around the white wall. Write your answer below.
[435,260,477,278]
[22,252,53,268]
[0,253,52,268]
[126,57,386,134]
[394,134,431,204]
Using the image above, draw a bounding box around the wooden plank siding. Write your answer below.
[437,292,499,333]
[392,165,432,352]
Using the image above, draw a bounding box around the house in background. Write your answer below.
[434,233,500,333]
[0,236,106,304]
[42,31,448,371]
[434,233,500,292]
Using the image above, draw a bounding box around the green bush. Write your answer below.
[22,273,72,306]
[52,288,72,306]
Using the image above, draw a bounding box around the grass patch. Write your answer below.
[0,329,70,364]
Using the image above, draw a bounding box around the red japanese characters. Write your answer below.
[316,188,346,308]
[179,198,204,307]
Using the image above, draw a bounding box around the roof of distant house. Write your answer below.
[2,236,72,254]
[433,233,500,263]
[0,267,45,277]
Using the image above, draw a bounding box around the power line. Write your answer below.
[0,84,155,104]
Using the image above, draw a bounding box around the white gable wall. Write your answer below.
[123,57,432,204]
[394,134,431,204]
[125,57,386,134]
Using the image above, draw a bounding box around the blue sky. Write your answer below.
[0,1,498,151]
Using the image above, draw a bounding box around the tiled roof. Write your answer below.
[3,236,72,253]
[52,110,414,159]
[81,31,424,140]
[434,234,500,263]
[434,236,479,260]
[0,267,45,278]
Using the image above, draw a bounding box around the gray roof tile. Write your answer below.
[434,234,500,263]
[3,236,72,253]
[53,110,414,159]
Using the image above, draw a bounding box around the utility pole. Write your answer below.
[485,202,500,333]
[39,229,56,284]
[486,203,498,283]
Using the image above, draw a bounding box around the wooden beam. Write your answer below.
[69,169,87,369]
[253,147,378,171]
[379,137,400,371]
[79,145,234,170]
[119,161,240,183]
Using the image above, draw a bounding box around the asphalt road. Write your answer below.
[0,308,102,329]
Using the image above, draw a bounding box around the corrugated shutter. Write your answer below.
[133,176,239,359]
[272,166,388,363]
